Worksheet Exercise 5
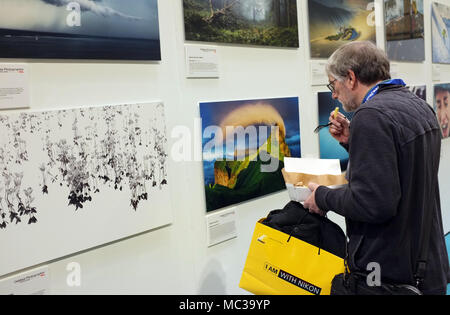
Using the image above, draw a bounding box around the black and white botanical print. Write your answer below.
[0,103,168,230]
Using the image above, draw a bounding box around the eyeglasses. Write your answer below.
[327,79,338,93]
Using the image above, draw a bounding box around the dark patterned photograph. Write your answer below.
[0,0,161,60]
[408,84,426,101]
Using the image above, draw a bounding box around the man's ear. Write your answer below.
[347,70,357,89]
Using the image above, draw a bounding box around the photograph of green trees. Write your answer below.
[183,0,299,48]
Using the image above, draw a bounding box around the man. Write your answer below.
[304,41,450,294]
[435,85,450,139]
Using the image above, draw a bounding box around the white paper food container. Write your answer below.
[282,158,347,203]
[285,183,345,203]
[285,184,311,202]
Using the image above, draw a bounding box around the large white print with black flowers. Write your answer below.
[0,102,172,276]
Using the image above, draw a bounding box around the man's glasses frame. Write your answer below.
[327,79,338,93]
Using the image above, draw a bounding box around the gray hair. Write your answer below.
[326,41,391,85]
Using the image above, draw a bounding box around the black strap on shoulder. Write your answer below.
[414,154,438,289]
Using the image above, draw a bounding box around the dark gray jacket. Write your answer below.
[316,85,450,294]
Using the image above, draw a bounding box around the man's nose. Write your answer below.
[332,91,338,99]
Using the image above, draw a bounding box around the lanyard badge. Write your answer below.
[362,79,406,104]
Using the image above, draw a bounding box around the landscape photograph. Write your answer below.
[200,97,300,212]
[308,0,376,59]
[0,0,160,60]
[183,0,299,47]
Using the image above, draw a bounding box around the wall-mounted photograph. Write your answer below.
[432,2,450,64]
[408,84,426,101]
[0,0,161,60]
[385,0,424,62]
[200,97,301,212]
[183,0,299,48]
[0,102,171,276]
[308,0,376,59]
[318,92,353,171]
[434,83,450,139]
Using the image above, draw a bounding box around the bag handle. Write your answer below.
[286,210,309,243]
[286,209,324,255]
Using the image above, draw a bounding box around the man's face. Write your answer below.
[328,75,359,112]
[435,90,450,138]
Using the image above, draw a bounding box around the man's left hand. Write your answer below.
[304,183,326,216]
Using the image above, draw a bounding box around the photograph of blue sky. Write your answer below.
[313,0,370,11]
[432,2,450,64]
[0,0,159,40]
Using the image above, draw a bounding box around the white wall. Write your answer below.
[0,0,449,294]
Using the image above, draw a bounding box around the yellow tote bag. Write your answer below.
[239,219,345,295]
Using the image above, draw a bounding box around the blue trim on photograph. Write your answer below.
[446,233,450,295]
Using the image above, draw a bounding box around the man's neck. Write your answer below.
[358,80,384,105]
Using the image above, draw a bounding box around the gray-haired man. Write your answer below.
[304,41,450,294]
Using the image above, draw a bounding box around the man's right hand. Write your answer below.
[329,111,350,145]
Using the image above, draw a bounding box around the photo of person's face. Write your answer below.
[435,89,450,138]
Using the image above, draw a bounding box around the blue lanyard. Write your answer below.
[362,79,406,104]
